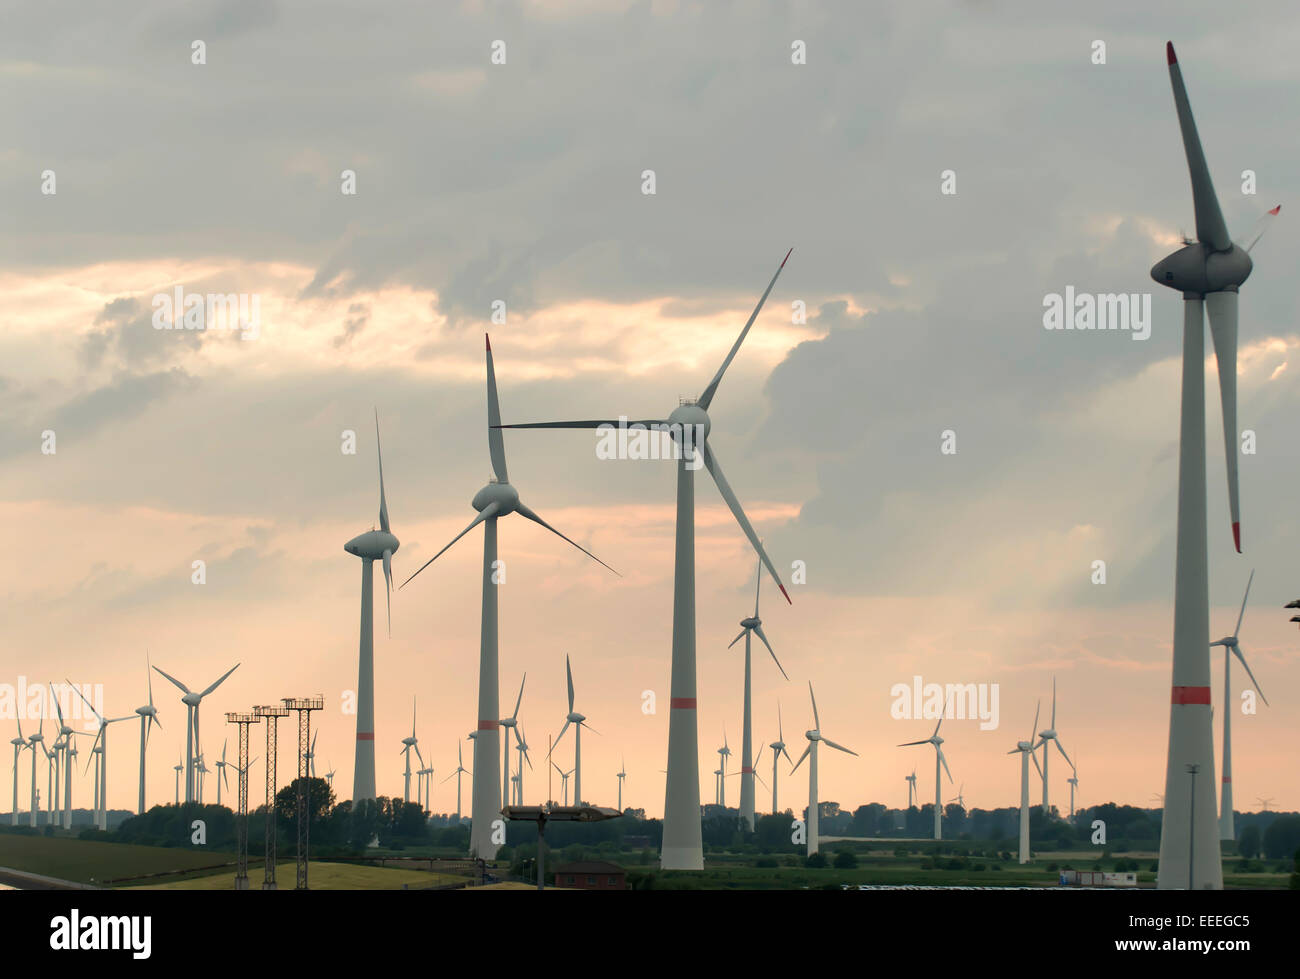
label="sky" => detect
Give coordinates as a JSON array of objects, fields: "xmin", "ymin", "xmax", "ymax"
[{"xmin": 2, "ymin": 0, "xmax": 1298, "ymax": 821}]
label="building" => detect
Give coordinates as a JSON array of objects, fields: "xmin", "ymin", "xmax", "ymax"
[{"xmin": 552, "ymin": 861, "xmax": 627, "ymax": 890}]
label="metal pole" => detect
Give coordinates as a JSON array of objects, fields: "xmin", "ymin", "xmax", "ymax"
[{"xmin": 537, "ymin": 815, "xmax": 546, "ymax": 892}]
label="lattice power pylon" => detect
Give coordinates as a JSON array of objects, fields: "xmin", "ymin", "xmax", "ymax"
[
  {"xmin": 283, "ymin": 696, "xmax": 324, "ymax": 890},
  {"xmin": 225, "ymin": 711, "xmax": 261, "ymax": 891},
  {"xmin": 253, "ymin": 704, "xmax": 290, "ymax": 889}
]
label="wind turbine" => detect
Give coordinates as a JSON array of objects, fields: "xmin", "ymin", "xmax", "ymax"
[
  {"xmin": 324, "ymin": 762, "xmax": 336, "ymax": 792},
  {"xmin": 442, "ymin": 741, "xmax": 471, "ymax": 823},
  {"xmin": 948, "ymin": 784, "xmax": 966, "ymax": 810},
  {"xmin": 789, "ymin": 683, "xmax": 856, "ymax": 856},
  {"xmin": 25, "ymin": 717, "xmax": 43, "ymax": 827},
  {"xmin": 345, "ymin": 409, "xmax": 399, "ymax": 805},
  {"xmin": 71, "ymin": 683, "xmax": 135, "ymax": 831},
  {"xmin": 401, "ymin": 335, "xmax": 617, "ymax": 858},
  {"xmin": 173, "ymin": 754, "xmax": 183, "ymax": 805},
  {"xmin": 514, "ymin": 729, "xmax": 532, "ymax": 805},
  {"xmin": 1067, "ymin": 767, "xmax": 1079, "ymax": 817},
  {"xmin": 899, "ymin": 699, "xmax": 954, "ymax": 840},
  {"xmin": 9, "ymin": 718, "xmax": 27, "ymax": 827},
  {"xmin": 214, "ymin": 739, "xmax": 230, "ymax": 807},
  {"xmin": 1151, "ymin": 41, "xmax": 1280, "ymax": 891},
  {"xmin": 727, "ymin": 551, "xmax": 789, "ymax": 830},
  {"xmin": 717, "ymin": 729, "xmax": 732, "ymax": 809},
  {"xmin": 133, "ymin": 655, "xmax": 161, "ymax": 815},
  {"xmin": 551, "ymin": 655, "xmax": 598, "ymax": 807},
  {"xmin": 1036, "ymin": 678, "xmax": 1073, "ymax": 814},
  {"xmin": 1008, "ymin": 700, "xmax": 1044, "ymax": 865},
  {"xmin": 1210, "ymin": 570, "xmax": 1268, "ymax": 840},
  {"xmin": 616, "ymin": 756, "xmax": 627, "ymax": 811},
  {"xmin": 152, "ymin": 662, "xmax": 240, "ymax": 803},
  {"xmin": 497, "ymin": 252, "xmax": 794, "ymax": 868},
  {"xmin": 49, "ymin": 684, "xmax": 79, "ymax": 829},
  {"xmin": 196, "ymin": 754, "xmax": 209, "ymax": 804},
  {"xmin": 768, "ymin": 704, "xmax": 793, "ymax": 815},
  {"xmin": 1256, "ymin": 797, "xmax": 1274, "ymax": 812},
  {"xmin": 306, "ymin": 730, "xmax": 319, "ymax": 778},
  {"xmin": 552, "ymin": 761, "xmax": 575, "ymax": 806},
  {"xmin": 400, "ymin": 699, "xmax": 424, "ymax": 804},
  {"xmin": 905, "ymin": 769, "xmax": 918, "ymax": 809},
  {"xmin": 499, "ymin": 675, "xmax": 526, "ymax": 814}
]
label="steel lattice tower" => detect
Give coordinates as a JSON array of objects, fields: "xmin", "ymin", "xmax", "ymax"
[
  {"xmin": 225, "ymin": 712, "xmax": 261, "ymax": 890},
  {"xmin": 253, "ymin": 704, "xmax": 290, "ymax": 889},
  {"xmin": 283, "ymin": 697, "xmax": 324, "ymax": 889}
]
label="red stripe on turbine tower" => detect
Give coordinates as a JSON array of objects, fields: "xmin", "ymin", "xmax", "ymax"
[
  {"xmin": 741, "ymin": 767, "xmax": 753, "ymax": 774},
  {"xmin": 1222, "ymin": 776, "xmax": 1232, "ymax": 783},
  {"xmin": 670, "ymin": 698, "xmax": 697, "ymax": 710},
  {"xmin": 356, "ymin": 732, "xmax": 374, "ymax": 740},
  {"xmin": 477, "ymin": 720, "xmax": 498, "ymax": 730},
  {"xmin": 1171, "ymin": 686, "xmax": 1211, "ymax": 705}
]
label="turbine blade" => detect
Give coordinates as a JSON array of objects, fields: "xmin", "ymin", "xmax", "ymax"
[
  {"xmin": 414, "ymin": 743, "xmax": 425, "ymax": 768},
  {"xmin": 897, "ymin": 740, "xmax": 929, "ymax": 747},
  {"xmin": 1054, "ymin": 739, "xmax": 1073, "ymax": 770},
  {"xmin": 566, "ymin": 655, "xmax": 575, "ymax": 713},
  {"xmin": 375, "ymin": 408, "xmax": 390, "ymax": 533},
  {"xmin": 808, "ymin": 682, "xmax": 820, "ymax": 731},
  {"xmin": 1206, "ymin": 290, "xmax": 1241, "ymax": 551},
  {"xmin": 727, "ymin": 628, "xmax": 748, "ymax": 649},
  {"xmin": 701, "ymin": 441, "xmax": 789, "ymax": 603},
  {"xmin": 1164, "ymin": 42, "xmax": 1232, "ymax": 251},
  {"xmin": 753, "ymin": 551, "xmax": 762, "ymax": 617},
  {"xmin": 1242, "ymin": 204, "xmax": 1282, "ymax": 253},
  {"xmin": 199, "ymin": 663, "xmax": 240, "ymax": 699},
  {"xmin": 484, "ymin": 335, "xmax": 509, "ymax": 483},
  {"xmin": 822, "ymin": 738, "xmax": 857, "ymax": 757},
  {"xmin": 382, "ymin": 549, "xmax": 393, "ymax": 637},
  {"xmin": 1031, "ymin": 750, "xmax": 1043, "ymax": 780},
  {"xmin": 1030, "ymin": 698, "xmax": 1040, "ymax": 747},
  {"xmin": 1051, "ymin": 677, "xmax": 1057, "ymax": 728},
  {"xmin": 147, "ymin": 650, "xmax": 155, "ymax": 708},
  {"xmin": 752, "ymin": 624, "xmax": 788, "ymax": 681},
  {"xmin": 400, "ymin": 502, "xmax": 499, "ymax": 588},
  {"xmin": 495, "ymin": 418, "xmax": 666, "ymax": 430},
  {"xmin": 66, "ymin": 678, "xmax": 105, "ymax": 725},
  {"xmin": 789, "ymin": 743, "xmax": 811, "ymax": 774},
  {"xmin": 1234, "ymin": 569, "xmax": 1254, "ymax": 638},
  {"xmin": 512, "ymin": 674, "xmax": 526, "ymax": 721},
  {"xmin": 514, "ymin": 501, "xmax": 620, "ymax": 576},
  {"xmin": 1232, "ymin": 645, "xmax": 1269, "ymax": 707},
  {"xmin": 938, "ymin": 748, "xmax": 953, "ymax": 783},
  {"xmin": 551, "ymin": 720, "xmax": 572, "ymax": 756},
  {"xmin": 582, "ymin": 722, "xmax": 600, "ymax": 737},
  {"xmin": 152, "ymin": 666, "xmax": 192, "ymax": 696},
  {"xmin": 697, "ymin": 249, "xmax": 792, "ymax": 409}
]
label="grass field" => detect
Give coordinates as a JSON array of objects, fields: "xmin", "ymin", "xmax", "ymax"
[
  {"xmin": 124, "ymin": 861, "xmax": 469, "ymax": 890},
  {"xmin": 0, "ymin": 834, "xmax": 232, "ymax": 885}
]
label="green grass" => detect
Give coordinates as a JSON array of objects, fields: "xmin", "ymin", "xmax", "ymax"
[
  {"xmin": 124, "ymin": 861, "xmax": 468, "ymax": 890},
  {"xmin": 0, "ymin": 833, "xmax": 232, "ymax": 885}
]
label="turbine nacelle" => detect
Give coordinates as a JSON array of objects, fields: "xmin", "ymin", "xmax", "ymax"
[
  {"xmin": 805, "ymin": 730, "xmax": 819, "ymax": 742},
  {"xmin": 667, "ymin": 402, "xmax": 710, "ymax": 443},
  {"xmin": 134, "ymin": 705, "xmax": 156, "ymax": 719},
  {"xmin": 471, "ymin": 479, "xmax": 520, "ymax": 516},
  {"xmin": 1039, "ymin": 729, "xmax": 1057, "ymax": 741},
  {"xmin": 740, "ymin": 616, "xmax": 760, "ymax": 629},
  {"xmin": 567, "ymin": 712, "xmax": 586, "ymax": 724},
  {"xmin": 1151, "ymin": 242, "xmax": 1252, "ymax": 294},
  {"xmin": 344, "ymin": 529, "xmax": 400, "ymax": 560}
]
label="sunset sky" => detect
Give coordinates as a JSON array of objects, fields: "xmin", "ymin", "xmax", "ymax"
[{"xmin": 2, "ymin": 0, "xmax": 1298, "ymax": 820}]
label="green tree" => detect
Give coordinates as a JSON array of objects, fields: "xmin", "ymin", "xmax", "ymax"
[
  {"xmin": 1262, "ymin": 815, "xmax": 1300, "ymax": 859},
  {"xmin": 833, "ymin": 848, "xmax": 857, "ymax": 869},
  {"xmin": 1237, "ymin": 823, "xmax": 1261, "ymax": 859}
]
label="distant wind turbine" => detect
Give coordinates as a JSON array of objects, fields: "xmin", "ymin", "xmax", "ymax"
[
  {"xmin": 400, "ymin": 699, "xmax": 424, "ymax": 804},
  {"xmin": 899, "ymin": 698, "xmax": 954, "ymax": 840},
  {"xmin": 1008, "ymin": 700, "xmax": 1044, "ymax": 865},
  {"xmin": 441, "ymin": 741, "xmax": 470, "ymax": 822},
  {"xmin": 499, "ymin": 675, "xmax": 526, "ymax": 813},
  {"xmin": 133, "ymin": 655, "xmax": 161, "ymax": 815},
  {"xmin": 1036, "ymin": 678, "xmax": 1073, "ymax": 814},
  {"xmin": 70, "ymin": 683, "xmax": 134, "ymax": 830},
  {"xmin": 550, "ymin": 655, "xmax": 598, "ymax": 807},
  {"xmin": 768, "ymin": 703, "xmax": 793, "ymax": 814},
  {"xmin": 789, "ymin": 683, "xmax": 856, "ymax": 856},
  {"xmin": 152, "ymin": 661, "xmax": 240, "ymax": 803}
]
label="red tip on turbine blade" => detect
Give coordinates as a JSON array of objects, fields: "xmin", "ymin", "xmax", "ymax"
[
  {"xmin": 1269, "ymin": 205, "xmax": 1281, "ymax": 215},
  {"xmin": 781, "ymin": 248, "xmax": 793, "ymax": 268},
  {"xmin": 779, "ymin": 584, "xmax": 792, "ymax": 605},
  {"xmin": 1233, "ymin": 522, "xmax": 1241, "ymax": 553},
  {"xmin": 485, "ymin": 333, "xmax": 491, "ymax": 351},
  {"xmin": 1166, "ymin": 41, "xmax": 1176, "ymax": 65}
]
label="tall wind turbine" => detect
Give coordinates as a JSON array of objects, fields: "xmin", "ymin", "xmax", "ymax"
[
  {"xmin": 1211, "ymin": 569, "xmax": 1268, "ymax": 840},
  {"xmin": 789, "ymin": 683, "xmax": 856, "ymax": 856},
  {"xmin": 71, "ymin": 684, "xmax": 135, "ymax": 831},
  {"xmin": 1036, "ymin": 678, "xmax": 1073, "ymax": 814},
  {"xmin": 728, "ymin": 551, "xmax": 788, "ymax": 830},
  {"xmin": 306, "ymin": 730, "xmax": 318, "ymax": 778},
  {"xmin": 49, "ymin": 685, "xmax": 78, "ymax": 829},
  {"xmin": 616, "ymin": 756, "xmax": 627, "ymax": 811},
  {"xmin": 768, "ymin": 704, "xmax": 793, "ymax": 815},
  {"xmin": 899, "ymin": 703, "xmax": 954, "ymax": 839},
  {"xmin": 499, "ymin": 675, "xmax": 526, "ymax": 813},
  {"xmin": 1151, "ymin": 41, "xmax": 1280, "ymax": 891},
  {"xmin": 401, "ymin": 335, "xmax": 617, "ymax": 858},
  {"xmin": 400, "ymin": 699, "xmax": 424, "ymax": 804},
  {"xmin": 717, "ymin": 729, "xmax": 731, "ymax": 809},
  {"xmin": 152, "ymin": 662, "xmax": 239, "ymax": 803},
  {"xmin": 215, "ymin": 739, "xmax": 229, "ymax": 807},
  {"xmin": 514, "ymin": 729, "xmax": 532, "ymax": 805},
  {"xmin": 905, "ymin": 769, "xmax": 918, "ymax": 809},
  {"xmin": 133, "ymin": 656, "xmax": 160, "ymax": 815},
  {"xmin": 551, "ymin": 655, "xmax": 598, "ymax": 807},
  {"xmin": 1008, "ymin": 700, "xmax": 1044, "ymax": 865},
  {"xmin": 25, "ymin": 717, "xmax": 43, "ymax": 827},
  {"xmin": 552, "ymin": 761, "xmax": 575, "ymax": 806},
  {"xmin": 498, "ymin": 252, "xmax": 794, "ymax": 869},
  {"xmin": 173, "ymin": 754, "xmax": 183, "ymax": 805},
  {"xmin": 9, "ymin": 718, "xmax": 27, "ymax": 827},
  {"xmin": 442, "ymin": 741, "xmax": 470, "ymax": 823},
  {"xmin": 1067, "ymin": 766, "xmax": 1079, "ymax": 817},
  {"xmin": 345, "ymin": 409, "xmax": 399, "ymax": 804}
]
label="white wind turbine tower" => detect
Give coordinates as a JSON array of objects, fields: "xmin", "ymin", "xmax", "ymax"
[
  {"xmin": 499, "ymin": 675, "xmax": 526, "ymax": 813},
  {"xmin": 10, "ymin": 718, "xmax": 27, "ymax": 826},
  {"xmin": 551, "ymin": 655, "xmax": 599, "ymax": 806},
  {"xmin": 717, "ymin": 730, "xmax": 731, "ymax": 809},
  {"xmin": 768, "ymin": 704, "xmax": 793, "ymax": 815},
  {"xmin": 1067, "ymin": 766, "xmax": 1079, "ymax": 817},
  {"xmin": 25, "ymin": 717, "xmax": 44, "ymax": 827},
  {"xmin": 514, "ymin": 729, "xmax": 532, "ymax": 805},
  {"xmin": 1151, "ymin": 41, "xmax": 1281, "ymax": 891},
  {"xmin": 37, "ymin": 738, "xmax": 55, "ymax": 826},
  {"xmin": 1210, "ymin": 570, "xmax": 1268, "ymax": 841},
  {"xmin": 727, "ymin": 551, "xmax": 789, "ymax": 830},
  {"xmin": 88, "ymin": 743, "xmax": 101, "ymax": 821},
  {"xmin": 49, "ymin": 684, "xmax": 78, "ymax": 829},
  {"xmin": 400, "ymin": 699, "xmax": 424, "ymax": 805},
  {"xmin": 789, "ymin": 683, "xmax": 856, "ymax": 856},
  {"xmin": 345, "ymin": 411, "xmax": 399, "ymax": 805},
  {"xmin": 306, "ymin": 730, "xmax": 319, "ymax": 779},
  {"xmin": 72, "ymin": 684, "xmax": 135, "ymax": 831},
  {"xmin": 215, "ymin": 739, "xmax": 229, "ymax": 807},
  {"xmin": 442, "ymin": 741, "xmax": 470, "ymax": 823},
  {"xmin": 324, "ymin": 763, "xmax": 336, "ymax": 792},
  {"xmin": 401, "ymin": 336, "xmax": 617, "ymax": 858},
  {"xmin": 196, "ymin": 754, "xmax": 209, "ymax": 804},
  {"xmin": 616, "ymin": 756, "xmax": 627, "ymax": 811},
  {"xmin": 1008, "ymin": 700, "xmax": 1044, "ymax": 865},
  {"xmin": 905, "ymin": 769, "xmax": 918, "ymax": 809},
  {"xmin": 498, "ymin": 252, "xmax": 794, "ymax": 869},
  {"xmin": 899, "ymin": 702, "xmax": 954, "ymax": 840},
  {"xmin": 173, "ymin": 754, "xmax": 183, "ymax": 805},
  {"xmin": 66, "ymin": 740, "xmax": 78, "ymax": 821},
  {"xmin": 1036, "ymin": 678, "xmax": 1073, "ymax": 814},
  {"xmin": 152, "ymin": 662, "xmax": 240, "ymax": 803},
  {"xmin": 552, "ymin": 762, "xmax": 575, "ymax": 806},
  {"xmin": 133, "ymin": 656, "xmax": 160, "ymax": 815}
]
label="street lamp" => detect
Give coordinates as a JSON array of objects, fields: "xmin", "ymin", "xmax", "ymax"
[{"xmin": 502, "ymin": 804, "xmax": 622, "ymax": 891}]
